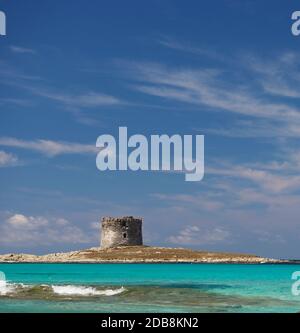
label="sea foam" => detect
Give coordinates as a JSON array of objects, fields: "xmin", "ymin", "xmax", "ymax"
[
  {"xmin": 0, "ymin": 282, "xmax": 17, "ymax": 295},
  {"xmin": 51, "ymin": 285, "xmax": 125, "ymax": 296}
]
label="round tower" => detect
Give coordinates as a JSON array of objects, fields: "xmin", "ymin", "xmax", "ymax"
[{"xmin": 100, "ymin": 216, "xmax": 143, "ymax": 248}]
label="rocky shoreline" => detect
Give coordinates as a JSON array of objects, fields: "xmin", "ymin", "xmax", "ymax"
[{"xmin": 0, "ymin": 246, "xmax": 290, "ymax": 264}]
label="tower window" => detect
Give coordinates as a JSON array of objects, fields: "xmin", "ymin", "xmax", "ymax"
[{"xmin": 123, "ymin": 233, "xmax": 127, "ymax": 239}]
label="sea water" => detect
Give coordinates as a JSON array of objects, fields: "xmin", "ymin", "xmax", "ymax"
[{"xmin": 0, "ymin": 263, "xmax": 299, "ymax": 313}]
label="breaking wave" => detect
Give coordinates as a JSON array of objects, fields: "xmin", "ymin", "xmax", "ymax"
[
  {"xmin": 51, "ymin": 285, "xmax": 125, "ymax": 296},
  {"xmin": 0, "ymin": 282, "xmax": 126, "ymax": 298},
  {"xmin": 0, "ymin": 282, "xmax": 19, "ymax": 296}
]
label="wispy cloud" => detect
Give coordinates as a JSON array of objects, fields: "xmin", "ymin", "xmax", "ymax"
[
  {"xmin": 158, "ymin": 37, "xmax": 224, "ymax": 61},
  {"xmin": 27, "ymin": 87, "xmax": 123, "ymax": 108},
  {"xmin": 152, "ymin": 143, "xmax": 300, "ymax": 220},
  {"xmin": 128, "ymin": 61, "xmax": 300, "ymax": 121},
  {"xmin": 118, "ymin": 49, "xmax": 300, "ymax": 138},
  {"xmin": 0, "ymin": 61, "xmax": 42, "ymax": 82},
  {"xmin": 208, "ymin": 164, "xmax": 300, "ymax": 194},
  {"xmin": 10, "ymin": 45, "xmax": 36, "ymax": 55},
  {"xmin": 152, "ymin": 193, "xmax": 224, "ymax": 211},
  {"xmin": 168, "ymin": 225, "xmax": 230, "ymax": 246},
  {"xmin": 0, "ymin": 60, "xmax": 121, "ymax": 110},
  {"xmin": 201, "ymin": 120, "xmax": 300, "ymax": 138},
  {"xmin": 0, "ymin": 138, "xmax": 98, "ymax": 157},
  {"xmin": 247, "ymin": 52, "xmax": 300, "ymax": 99},
  {"xmin": 0, "ymin": 61, "xmax": 124, "ymax": 116},
  {"xmin": 0, "ymin": 150, "xmax": 19, "ymax": 167},
  {"xmin": 0, "ymin": 97, "xmax": 33, "ymax": 107}
]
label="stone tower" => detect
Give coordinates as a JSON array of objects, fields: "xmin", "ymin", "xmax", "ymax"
[{"xmin": 100, "ymin": 216, "xmax": 143, "ymax": 248}]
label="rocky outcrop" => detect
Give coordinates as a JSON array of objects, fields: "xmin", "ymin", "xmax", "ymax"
[{"xmin": 0, "ymin": 246, "xmax": 286, "ymax": 263}]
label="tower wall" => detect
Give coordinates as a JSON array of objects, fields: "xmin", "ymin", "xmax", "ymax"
[{"xmin": 100, "ymin": 216, "xmax": 143, "ymax": 248}]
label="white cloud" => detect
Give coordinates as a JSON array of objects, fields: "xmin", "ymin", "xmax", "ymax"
[
  {"xmin": 0, "ymin": 137, "xmax": 98, "ymax": 157},
  {"xmin": 152, "ymin": 146, "xmax": 300, "ymax": 213},
  {"xmin": 55, "ymin": 218, "xmax": 70, "ymax": 226},
  {"xmin": 0, "ymin": 61, "xmax": 123, "ymax": 115},
  {"xmin": 248, "ymin": 52, "xmax": 300, "ymax": 99},
  {"xmin": 117, "ymin": 51, "xmax": 300, "ymax": 138},
  {"xmin": 90, "ymin": 221, "xmax": 100, "ymax": 230},
  {"xmin": 253, "ymin": 230, "xmax": 286, "ymax": 244},
  {"xmin": 235, "ymin": 188, "xmax": 300, "ymax": 208},
  {"xmin": 10, "ymin": 46, "xmax": 36, "ymax": 55},
  {"xmin": 208, "ymin": 164, "xmax": 300, "ymax": 194},
  {"xmin": 153, "ymin": 193, "xmax": 223, "ymax": 211},
  {"xmin": 158, "ymin": 37, "xmax": 224, "ymax": 61},
  {"xmin": 1, "ymin": 213, "xmax": 95, "ymax": 246},
  {"xmin": 201, "ymin": 119, "xmax": 300, "ymax": 138},
  {"xmin": 0, "ymin": 150, "xmax": 19, "ymax": 167},
  {"xmin": 27, "ymin": 87, "xmax": 122, "ymax": 108},
  {"xmin": 168, "ymin": 225, "xmax": 230, "ymax": 246},
  {"xmin": 127, "ymin": 61, "xmax": 300, "ymax": 121},
  {"xmin": 7, "ymin": 214, "xmax": 29, "ymax": 226},
  {"xmin": 0, "ymin": 98, "xmax": 33, "ymax": 107},
  {"xmin": 0, "ymin": 62, "xmax": 41, "ymax": 82},
  {"xmin": 7, "ymin": 214, "xmax": 48, "ymax": 229}
]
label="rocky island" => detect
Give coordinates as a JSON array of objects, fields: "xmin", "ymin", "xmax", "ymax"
[
  {"xmin": 0, "ymin": 246, "xmax": 285, "ymax": 263},
  {"xmin": 0, "ymin": 216, "xmax": 287, "ymax": 263}
]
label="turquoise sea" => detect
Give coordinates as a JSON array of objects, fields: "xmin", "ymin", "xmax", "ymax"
[{"xmin": 0, "ymin": 263, "xmax": 300, "ymax": 313}]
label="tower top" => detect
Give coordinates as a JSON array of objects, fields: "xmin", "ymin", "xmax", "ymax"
[{"xmin": 102, "ymin": 216, "xmax": 143, "ymax": 223}]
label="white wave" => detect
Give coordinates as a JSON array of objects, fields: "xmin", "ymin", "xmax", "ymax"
[
  {"xmin": 0, "ymin": 282, "xmax": 17, "ymax": 296},
  {"xmin": 101, "ymin": 287, "xmax": 126, "ymax": 296},
  {"xmin": 51, "ymin": 285, "xmax": 125, "ymax": 296}
]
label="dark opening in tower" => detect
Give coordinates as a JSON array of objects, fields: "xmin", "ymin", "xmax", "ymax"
[{"xmin": 123, "ymin": 233, "xmax": 127, "ymax": 239}]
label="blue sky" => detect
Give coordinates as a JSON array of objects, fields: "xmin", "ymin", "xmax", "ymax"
[{"xmin": 0, "ymin": 0, "xmax": 300, "ymax": 258}]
